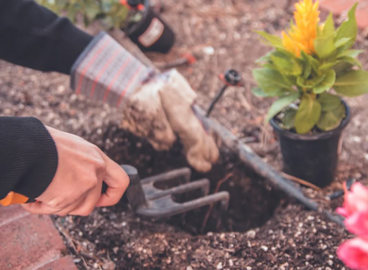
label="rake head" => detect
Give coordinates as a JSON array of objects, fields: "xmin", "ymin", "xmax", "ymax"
[{"xmin": 122, "ymin": 165, "xmax": 230, "ymax": 218}]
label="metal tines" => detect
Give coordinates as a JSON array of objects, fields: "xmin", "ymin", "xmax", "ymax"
[{"xmin": 123, "ymin": 165, "xmax": 230, "ymax": 218}]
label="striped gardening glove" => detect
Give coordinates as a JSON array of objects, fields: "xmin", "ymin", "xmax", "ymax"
[{"xmin": 71, "ymin": 32, "xmax": 219, "ymax": 172}]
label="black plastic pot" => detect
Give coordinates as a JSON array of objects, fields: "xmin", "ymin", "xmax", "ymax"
[
  {"xmin": 123, "ymin": 0, "xmax": 175, "ymax": 53},
  {"xmin": 270, "ymin": 101, "xmax": 351, "ymax": 188}
]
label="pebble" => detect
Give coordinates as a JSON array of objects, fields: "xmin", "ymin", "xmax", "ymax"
[
  {"xmin": 351, "ymin": 136, "xmax": 362, "ymax": 143},
  {"xmin": 202, "ymin": 46, "xmax": 215, "ymax": 55},
  {"xmin": 246, "ymin": 230, "xmax": 256, "ymax": 238},
  {"xmin": 216, "ymin": 262, "xmax": 223, "ymax": 269}
]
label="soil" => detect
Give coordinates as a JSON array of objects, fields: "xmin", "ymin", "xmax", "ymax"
[{"xmin": 2, "ymin": 0, "xmax": 368, "ymax": 269}]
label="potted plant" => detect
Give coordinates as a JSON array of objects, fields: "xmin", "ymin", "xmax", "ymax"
[
  {"xmin": 252, "ymin": 0, "xmax": 368, "ymax": 187},
  {"xmin": 36, "ymin": 0, "xmax": 175, "ymax": 53}
]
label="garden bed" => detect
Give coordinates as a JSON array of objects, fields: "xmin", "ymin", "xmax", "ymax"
[{"xmin": 2, "ymin": 0, "xmax": 368, "ymax": 269}]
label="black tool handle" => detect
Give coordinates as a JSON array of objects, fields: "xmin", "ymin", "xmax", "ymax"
[
  {"xmin": 102, "ymin": 164, "xmax": 138, "ymax": 193},
  {"xmin": 102, "ymin": 164, "xmax": 147, "ymax": 210}
]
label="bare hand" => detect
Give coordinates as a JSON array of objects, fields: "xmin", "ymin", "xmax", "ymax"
[{"xmin": 22, "ymin": 126, "xmax": 129, "ymax": 216}]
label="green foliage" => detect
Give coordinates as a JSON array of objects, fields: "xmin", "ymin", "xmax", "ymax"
[
  {"xmin": 253, "ymin": 4, "xmax": 368, "ymax": 134},
  {"xmin": 36, "ymin": 0, "xmax": 130, "ymax": 29}
]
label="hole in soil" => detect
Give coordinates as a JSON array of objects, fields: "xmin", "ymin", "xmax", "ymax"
[{"xmin": 94, "ymin": 124, "xmax": 283, "ymax": 234}]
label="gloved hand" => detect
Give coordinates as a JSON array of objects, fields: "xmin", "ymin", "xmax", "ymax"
[
  {"xmin": 71, "ymin": 32, "xmax": 219, "ymax": 172},
  {"xmin": 124, "ymin": 69, "xmax": 219, "ymax": 172}
]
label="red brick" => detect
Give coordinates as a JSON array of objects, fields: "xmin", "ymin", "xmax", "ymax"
[
  {"xmin": 320, "ymin": 0, "xmax": 368, "ymax": 29},
  {"xmin": 357, "ymin": 6, "xmax": 368, "ymax": 28},
  {"xmin": 320, "ymin": 0, "xmax": 357, "ymax": 14},
  {"xmin": 38, "ymin": 256, "xmax": 77, "ymax": 270},
  {"xmin": 0, "ymin": 214, "xmax": 70, "ymax": 270},
  {"xmin": 0, "ymin": 205, "xmax": 30, "ymax": 227}
]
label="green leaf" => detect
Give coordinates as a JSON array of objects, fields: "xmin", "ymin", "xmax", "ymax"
[
  {"xmin": 301, "ymin": 52, "xmax": 312, "ymax": 79},
  {"xmin": 334, "ymin": 62, "xmax": 354, "ymax": 77},
  {"xmin": 294, "ymin": 95, "xmax": 321, "ymax": 134},
  {"xmin": 282, "ymin": 107, "xmax": 297, "ymax": 129},
  {"xmin": 256, "ymin": 51, "xmax": 273, "ymax": 64},
  {"xmin": 297, "ymin": 73, "xmax": 326, "ymax": 89},
  {"xmin": 252, "ymin": 68, "xmax": 292, "ymax": 96},
  {"xmin": 313, "ymin": 70, "xmax": 336, "ymax": 94},
  {"xmin": 252, "ymin": 87, "xmax": 269, "ymax": 97},
  {"xmin": 334, "ymin": 70, "xmax": 368, "ymax": 97},
  {"xmin": 337, "ymin": 56, "xmax": 362, "ymax": 68},
  {"xmin": 322, "ymin": 14, "xmax": 335, "ymax": 35},
  {"xmin": 256, "ymin": 31, "xmax": 283, "ymax": 48},
  {"xmin": 36, "ymin": 0, "xmax": 128, "ymax": 29},
  {"xmin": 271, "ymin": 50, "xmax": 302, "ymax": 76},
  {"xmin": 301, "ymin": 51, "xmax": 320, "ymax": 73},
  {"xmin": 335, "ymin": 3, "xmax": 358, "ymax": 50},
  {"xmin": 85, "ymin": 2, "xmax": 101, "ymax": 21},
  {"xmin": 319, "ymin": 61, "xmax": 337, "ymax": 72},
  {"xmin": 338, "ymin": 49, "xmax": 363, "ymax": 58},
  {"xmin": 266, "ymin": 92, "xmax": 299, "ymax": 122},
  {"xmin": 335, "ymin": 37, "xmax": 352, "ymax": 48},
  {"xmin": 317, "ymin": 93, "xmax": 342, "ymax": 112},
  {"xmin": 317, "ymin": 102, "xmax": 346, "ymax": 131},
  {"xmin": 315, "ymin": 14, "xmax": 337, "ymax": 59},
  {"xmin": 314, "ymin": 33, "xmax": 336, "ymax": 59}
]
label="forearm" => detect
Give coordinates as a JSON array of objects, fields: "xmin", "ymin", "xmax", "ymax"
[
  {"xmin": 0, "ymin": 117, "xmax": 58, "ymax": 203},
  {"xmin": 0, "ymin": 0, "xmax": 92, "ymax": 74}
]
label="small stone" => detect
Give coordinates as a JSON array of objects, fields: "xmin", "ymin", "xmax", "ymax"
[
  {"xmin": 203, "ymin": 46, "xmax": 215, "ymax": 55},
  {"xmin": 328, "ymin": 260, "xmax": 333, "ymax": 266},
  {"xmin": 216, "ymin": 262, "xmax": 223, "ymax": 269},
  {"xmin": 186, "ymin": 267, "xmax": 193, "ymax": 270},
  {"xmin": 352, "ymin": 136, "xmax": 362, "ymax": 143},
  {"xmin": 261, "ymin": 245, "xmax": 268, "ymax": 251},
  {"xmin": 246, "ymin": 230, "xmax": 256, "ymax": 239}
]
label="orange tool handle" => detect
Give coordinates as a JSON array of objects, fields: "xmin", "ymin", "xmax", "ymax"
[{"xmin": 0, "ymin": 192, "xmax": 29, "ymax": 206}]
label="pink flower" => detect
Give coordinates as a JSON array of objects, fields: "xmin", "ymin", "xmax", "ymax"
[
  {"xmin": 338, "ymin": 238, "xmax": 368, "ymax": 270},
  {"xmin": 337, "ymin": 183, "xmax": 368, "ymax": 218},
  {"xmin": 345, "ymin": 211, "xmax": 368, "ymax": 239}
]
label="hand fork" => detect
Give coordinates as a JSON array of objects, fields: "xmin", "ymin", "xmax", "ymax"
[{"xmin": 120, "ymin": 165, "xmax": 230, "ymax": 218}]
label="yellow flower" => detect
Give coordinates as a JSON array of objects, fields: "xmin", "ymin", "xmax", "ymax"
[{"xmin": 282, "ymin": 0, "xmax": 320, "ymax": 57}]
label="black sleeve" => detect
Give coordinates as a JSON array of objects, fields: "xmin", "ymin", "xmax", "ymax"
[
  {"xmin": 0, "ymin": 0, "xmax": 93, "ymax": 74},
  {"xmin": 0, "ymin": 117, "xmax": 58, "ymax": 200}
]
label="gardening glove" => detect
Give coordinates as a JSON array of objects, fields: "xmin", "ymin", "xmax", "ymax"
[
  {"xmin": 71, "ymin": 32, "xmax": 219, "ymax": 172},
  {"xmin": 157, "ymin": 69, "xmax": 219, "ymax": 172}
]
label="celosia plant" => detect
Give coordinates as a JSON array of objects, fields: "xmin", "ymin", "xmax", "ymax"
[
  {"xmin": 253, "ymin": 0, "xmax": 368, "ymax": 134},
  {"xmin": 337, "ymin": 183, "xmax": 368, "ymax": 269}
]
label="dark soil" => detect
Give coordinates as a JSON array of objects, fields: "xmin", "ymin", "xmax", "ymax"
[{"xmin": 2, "ymin": 0, "xmax": 368, "ymax": 269}]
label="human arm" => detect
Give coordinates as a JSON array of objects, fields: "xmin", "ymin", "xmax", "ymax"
[
  {"xmin": 0, "ymin": 118, "xmax": 129, "ymax": 216},
  {"xmin": 0, "ymin": 0, "xmax": 92, "ymax": 74},
  {"xmin": 0, "ymin": 0, "xmax": 218, "ymax": 206}
]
